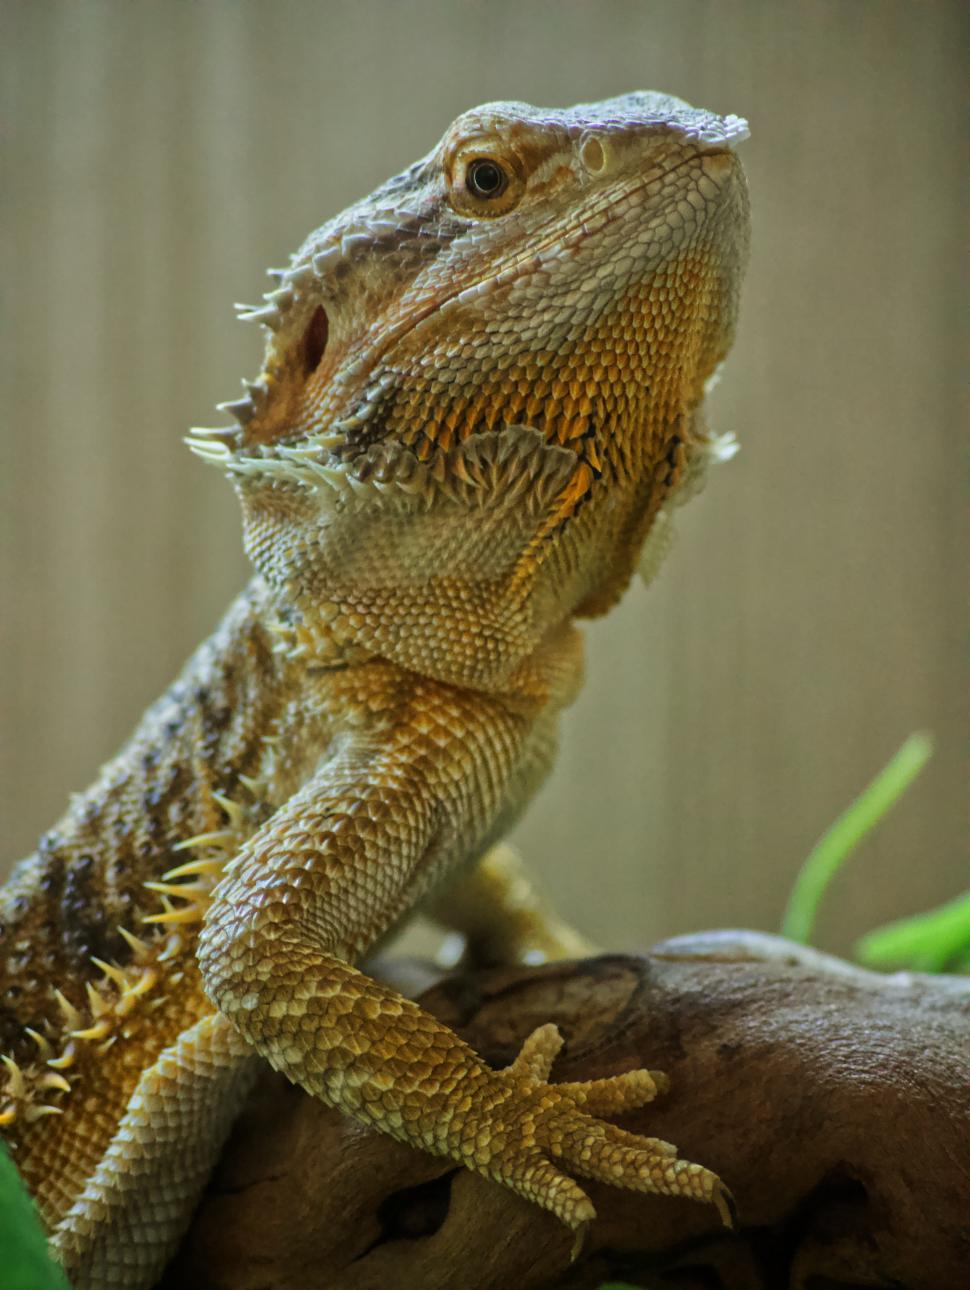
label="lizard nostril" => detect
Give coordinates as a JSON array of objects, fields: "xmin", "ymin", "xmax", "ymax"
[{"xmin": 302, "ymin": 305, "xmax": 329, "ymax": 376}]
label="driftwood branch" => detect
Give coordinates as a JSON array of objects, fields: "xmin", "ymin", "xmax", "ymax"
[{"xmin": 160, "ymin": 932, "xmax": 969, "ymax": 1290}]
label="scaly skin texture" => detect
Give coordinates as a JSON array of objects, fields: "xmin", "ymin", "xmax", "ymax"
[{"xmin": 0, "ymin": 93, "xmax": 749, "ymax": 1287}]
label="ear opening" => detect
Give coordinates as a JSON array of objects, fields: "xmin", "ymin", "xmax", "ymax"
[{"xmin": 302, "ymin": 305, "xmax": 329, "ymax": 376}]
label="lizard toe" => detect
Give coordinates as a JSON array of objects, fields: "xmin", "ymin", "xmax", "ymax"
[
  {"xmin": 505, "ymin": 1153, "xmax": 597, "ymax": 1229},
  {"xmin": 556, "ymin": 1064, "xmax": 669, "ymax": 1114}
]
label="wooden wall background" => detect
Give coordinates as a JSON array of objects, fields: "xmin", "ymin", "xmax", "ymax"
[{"xmin": 1, "ymin": 1, "xmax": 965, "ymax": 959}]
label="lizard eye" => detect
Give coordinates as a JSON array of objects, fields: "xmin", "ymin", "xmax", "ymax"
[
  {"xmin": 448, "ymin": 146, "xmax": 523, "ymax": 217},
  {"xmin": 465, "ymin": 158, "xmax": 508, "ymax": 199}
]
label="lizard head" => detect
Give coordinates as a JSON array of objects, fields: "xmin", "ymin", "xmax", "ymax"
[{"xmin": 191, "ymin": 93, "xmax": 750, "ymax": 689}]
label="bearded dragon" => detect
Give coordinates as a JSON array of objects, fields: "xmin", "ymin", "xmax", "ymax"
[{"xmin": 1, "ymin": 92, "xmax": 750, "ymax": 1288}]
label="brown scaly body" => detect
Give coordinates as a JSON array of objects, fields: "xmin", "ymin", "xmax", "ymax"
[{"xmin": 1, "ymin": 93, "xmax": 749, "ymax": 1287}]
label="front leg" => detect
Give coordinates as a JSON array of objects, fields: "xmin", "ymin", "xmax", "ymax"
[{"xmin": 197, "ymin": 663, "xmax": 730, "ymax": 1241}]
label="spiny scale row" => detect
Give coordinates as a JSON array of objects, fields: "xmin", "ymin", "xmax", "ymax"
[
  {"xmin": 223, "ymin": 207, "xmax": 426, "ymax": 429},
  {"xmin": 0, "ymin": 951, "xmax": 160, "ymax": 1130},
  {"xmin": 187, "ymin": 423, "xmax": 579, "ymax": 517},
  {"xmin": 232, "ymin": 212, "xmax": 401, "ymax": 334},
  {"xmin": 0, "ymin": 802, "xmax": 245, "ymax": 1131},
  {"xmin": 209, "ymin": 375, "xmax": 272, "ymax": 435}
]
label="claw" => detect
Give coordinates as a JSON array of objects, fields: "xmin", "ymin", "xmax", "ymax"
[
  {"xmin": 713, "ymin": 1180, "xmax": 737, "ymax": 1229},
  {"xmin": 569, "ymin": 1220, "xmax": 589, "ymax": 1262}
]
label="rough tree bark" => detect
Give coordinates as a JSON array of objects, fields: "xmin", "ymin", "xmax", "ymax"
[{"xmin": 159, "ymin": 932, "xmax": 970, "ymax": 1290}]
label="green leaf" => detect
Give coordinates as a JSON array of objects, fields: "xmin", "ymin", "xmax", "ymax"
[
  {"xmin": 0, "ymin": 1144, "xmax": 70, "ymax": 1290},
  {"xmin": 780, "ymin": 732, "xmax": 933, "ymax": 945},
  {"xmin": 856, "ymin": 889, "xmax": 970, "ymax": 973}
]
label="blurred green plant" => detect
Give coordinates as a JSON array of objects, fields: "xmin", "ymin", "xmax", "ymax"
[
  {"xmin": 781, "ymin": 731, "xmax": 930, "ymax": 944},
  {"xmin": 781, "ymin": 730, "xmax": 969, "ymax": 972},
  {"xmin": 856, "ymin": 888, "xmax": 970, "ymax": 973},
  {"xmin": 0, "ymin": 1145, "xmax": 69, "ymax": 1290}
]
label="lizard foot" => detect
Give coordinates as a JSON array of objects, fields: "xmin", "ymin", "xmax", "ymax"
[{"xmin": 478, "ymin": 1023, "xmax": 733, "ymax": 1246}]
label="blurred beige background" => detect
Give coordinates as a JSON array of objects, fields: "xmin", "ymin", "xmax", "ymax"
[{"xmin": 1, "ymin": 1, "xmax": 965, "ymax": 959}]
